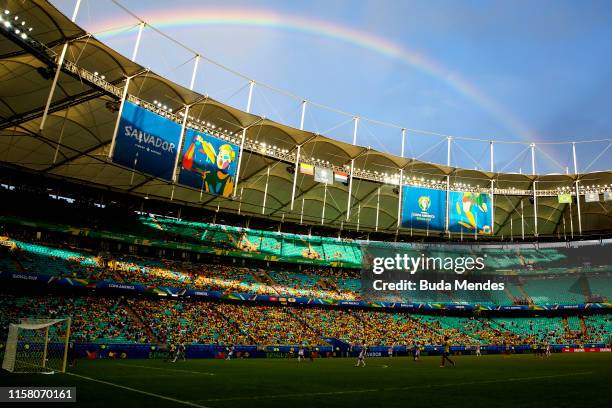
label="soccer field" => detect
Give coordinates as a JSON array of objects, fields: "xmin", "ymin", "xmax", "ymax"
[{"xmin": 1, "ymin": 354, "xmax": 611, "ymax": 407}]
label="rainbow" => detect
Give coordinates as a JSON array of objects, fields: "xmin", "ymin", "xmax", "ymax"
[{"xmin": 92, "ymin": 7, "xmax": 536, "ymax": 141}]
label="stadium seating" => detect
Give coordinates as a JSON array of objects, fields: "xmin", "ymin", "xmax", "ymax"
[
  {"xmin": 1, "ymin": 293, "xmax": 608, "ymax": 347},
  {"xmin": 584, "ymin": 315, "xmax": 612, "ymax": 343},
  {"xmin": 1, "ymin": 234, "xmax": 611, "ymax": 307},
  {"xmin": 2, "ymin": 238, "xmax": 106, "ymax": 280},
  {"xmin": 522, "ymin": 277, "xmax": 584, "ymax": 304},
  {"xmin": 0, "ymin": 295, "xmax": 151, "ymax": 344},
  {"xmin": 139, "ymin": 215, "xmax": 362, "ymax": 264},
  {"xmin": 587, "ymin": 275, "xmax": 612, "ymax": 300},
  {"xmin": 486, "ymin": 317, "xmax": 569, "ymax": 343}
]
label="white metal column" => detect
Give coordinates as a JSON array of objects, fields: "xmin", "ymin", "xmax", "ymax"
[
  {"xmin": 262, "ymin": 165, "xmax": 270, "ymax": 214},
  {"xmin": 52, "ymin": 108, "xmax": 70, "ymax": 164},
  {"xmin": 352, "ymin": 116, "xmax": 359, "ymax": 145},
  {"xmin": 375, "ymin": 186, "xmax": 381, "ymax": 232},
  {"xmin": 531, "ymin": 143, "xmax": 538, "ymax": 237},
  {"xmin": 290, "ymin": 145, "xmax": 301, "ymax": 211},
  {"xmin": 397, "ymin": 168, "xmax": 403, "ymax": 229},
  {"xmin": 520, "ymin": 198, "xmax": 525, "ymax": 240},
  {"xmin": 299, "ymin": 100, "xmax": 307, "ymax": 130},
  {"xmin": 300, "ymin": 197, "xmax": 305, "ymax": 224},
  {"xmin": 237, "ymin": 187, "xmax": 244, "ymax": 214},
  {"xmin": 397, "ymin": 128, "xmax": 406, "ymax": 230},
  {"xmin": 232, "ymin": 80, "xmax": 255, "ymax": 197},
  {"xmin": 490, "ymin": 179, "xmax": 495, "ymax": 234},
  {"xmin": 444, "ymin": 136, "xmax": 451, "ymax": 233},
  {"xmin": 490, "ymin": 141, "xmax": 494, "ymax": 172},
  {"xmin": 39, "ymin": 0, "xmax": 82, "ymax": 131},
  {"xmin": 533, "ymin": 181, "xmax": 538, "ymax": 237},
  {"xmin": 572, "ymin": 142, "xmax": 582, "ymax": 235},
  {"xmin": 171, "ymin": 55, "xmax": 200, "ymax": 182},
  {"xmin": 321, "ymin": 183, "xmax": 327, "ymax": 225},
  {"xmin": 346, "ymin": 117, "xmax": 358, "ymax": 221},
  {"xmin": 290, "ymin": 100, "xmax": 307, "ymax": 211},
  {"xmin": 107, "ymin": 21, "xmax": 145, "ymax": 159},
  {"xmin": 569, "ymin": 201, "xmax": 574, "ymax": 238},
  {"xmin": 490, "ymin": 141, "xmax": 495, "ymax": 234}
]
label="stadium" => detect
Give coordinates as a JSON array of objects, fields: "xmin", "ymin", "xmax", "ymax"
[{"xmin": 0, "ymin": 0, "xmax": 611, "ymax": 407}]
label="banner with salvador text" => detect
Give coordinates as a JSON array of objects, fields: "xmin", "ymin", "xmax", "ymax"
[
  {"xmin": 448, "ymin": 191, "xmax": 493, "ymax": 234},
  {"xmin": 111, "ymin": 101, "xmax": 182, "ymax": 181},
  {"xmin": 178, "ymin": 128, "xmax": 240, "ymax": 198},
  {"xmin": 400, "ymin": 186, "xmax": 446, "ymax": 230}
]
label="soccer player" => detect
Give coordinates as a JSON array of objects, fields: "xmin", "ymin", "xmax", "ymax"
[
  {"xmin": 168, "ymin": 343, "xmax": 177, "ymax": 363},
  {"xmin": 298, "ymin": 345, "xmax": 305, "ymax": 362},
  {"xmin": 226, "ymin": 345, "xmax": 235, "ymax": 360},
  {"xmin": 173, "ymin": 342, "xmax": 186, "ymax": 362},
  {"xmin": 355, "ymin": 345, "xmax": 367, "ymax": 367},
  {"xmin": 179, "ymin": 342, "xmax": 186, "ymax": 361},
  {"xmin": 68, "ymin": 340, "xmax": 76, "ymax": 367},
  {"xmin": 545, "ymin": 342, "xmax": 551, "ymax": 357},
  {"xmin": 388, "ymin": 346, "xmax": 393, "ymax": 357},
  {"xmin": 412, "ymin": 341, "xmax": 420, "ymax": 362},
  {"xmin": 440, "ymin": 336, "xmax": 455, "ymax": 367},
  {"xmin": 475, "ymin": 344, "xmax": 481, "ymax": 357}
]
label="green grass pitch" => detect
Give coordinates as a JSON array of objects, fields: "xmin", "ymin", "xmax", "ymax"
[{"xmin": 1, "ymin": 354, "xmax": 611, "ymax": 407}]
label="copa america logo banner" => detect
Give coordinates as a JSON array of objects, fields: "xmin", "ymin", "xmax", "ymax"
[
  {"xmin": 400, "ymin": 186, "xmax": 446, "ymax": 230},
  {"xmin": 178, "ymin": 128, "xmax": 240, "ymax": 197},
  {"xmin": 448, "ymin": 191, "xmax": 493, "ymax": 234},
  {"xmin": 112, "ymin": 101, "xmax": 182, "ymax": 181}
]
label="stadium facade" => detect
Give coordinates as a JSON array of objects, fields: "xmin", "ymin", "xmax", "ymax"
[{"xmin": 0, "ymin": 1, "xmax": 610, "ymax": 240}]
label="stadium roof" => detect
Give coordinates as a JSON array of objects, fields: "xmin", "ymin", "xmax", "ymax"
[{"xmin": 0, "ymin": 0, "xmax": 611, "ymax": 237}]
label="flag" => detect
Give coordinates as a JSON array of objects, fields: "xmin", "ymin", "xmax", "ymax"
[
  {"xmin": 584, "ymin": 192, "xmax": 599, "ymax": 203},
  {"xmin": 604, "ymin": 191, "xmax": 612, "ymax": 202},
  {"xmin": 314, "ymin": 167, "xmax": 333, "ymax": 184},
  {"xmin": 334, "ymin": 171, "xmax": 349, "ymax": 183},
  {"xmin": 299, "ymin": 163, "xmax": 314, "ymax": 175},
  {"xmin": 557, "ymin": 194, "xmax": 572, "ymax": 204}
]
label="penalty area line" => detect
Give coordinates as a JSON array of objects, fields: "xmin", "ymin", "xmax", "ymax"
[
  {"xmin": 65, "ymin": 372, "xmax": 212, "ymax": 408},
  {"xmin": 116, "ymin": 362, "xmax": 215, "ymax": 375},
  {"xmin": 197, "ymin": 371, "xmax": 593, "ymax": 402}
]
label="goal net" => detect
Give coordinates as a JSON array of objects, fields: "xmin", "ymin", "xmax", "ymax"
[{"xmin": 2, "ymin": 318, "xmax": 71, "ymax": 374}]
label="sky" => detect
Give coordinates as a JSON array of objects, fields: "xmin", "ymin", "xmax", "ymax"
[{"xmin": 50, "ymin": 0, "xmax": 612, "ymax": 173}]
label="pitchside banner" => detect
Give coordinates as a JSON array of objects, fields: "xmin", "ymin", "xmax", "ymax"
[
  {"xmin": 112, "ymin": 101, "xmax": 182, "ymax": 181},
  {"xmin": 401, "ymin": 186, "xmax": 446, "ymax": 230},
  {"xmin": 448, "ymin": 191, "xmax": 493, "ymax": 234},
  {"xmin": 178, "ymin": 128, "xmax": 240, "ymax": 197}
]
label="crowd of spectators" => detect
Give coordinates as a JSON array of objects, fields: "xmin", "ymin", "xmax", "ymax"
[
  {"xmin": 0, "ymin": 294, "xmax": 608, "ymax": 348},
  {"xmin": 0, "ymin": 294, "xmax": 150, "ymax": 344}
]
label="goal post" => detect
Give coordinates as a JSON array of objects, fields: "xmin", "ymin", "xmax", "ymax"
[{"xmin": 2, "ymin": 318, "xmax": 71, "ymax": 374}]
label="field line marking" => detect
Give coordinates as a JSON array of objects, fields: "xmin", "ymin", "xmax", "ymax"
[
  {"xmin": 65, "ymin": 372, "xmax": 212, "ymax": 408},
  {"xmin": 115, "ymin": 362, "xmax": 215, "ymax": 375},
  {"xmin": 197, "ymin": 371, "xmax": 593, "ymax": 402}
]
